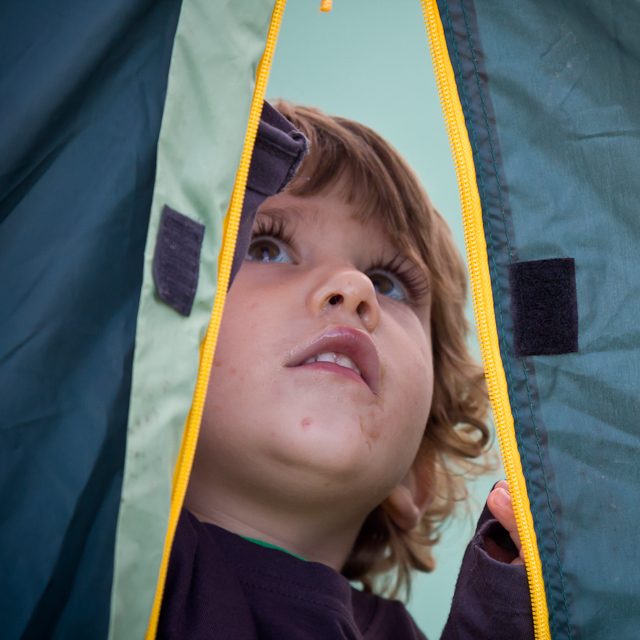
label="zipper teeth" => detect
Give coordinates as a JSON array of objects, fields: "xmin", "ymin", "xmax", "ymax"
[
  {"xmin": 420, "ymin": 1, "xmax": 550, "ymax": 638},
  {"xmin": 144, "ymin": 2, "xmax": 288, "ymax": 638}
]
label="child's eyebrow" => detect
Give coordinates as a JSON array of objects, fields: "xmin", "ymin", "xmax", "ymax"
[
  {"xmin": 256, "ymin": 205, "xmax": 300, "ymax": 220},
  {"xmin": 255, "ymin": 204, "xmax": 318, "ymax": 229}
]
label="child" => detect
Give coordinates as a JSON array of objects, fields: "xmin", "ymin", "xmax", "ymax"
[{"xmin": 158, "ymin": 102, "xmax": 533, "ymax": 639}]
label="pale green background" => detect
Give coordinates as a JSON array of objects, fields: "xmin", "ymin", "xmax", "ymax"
[{"xmin": 268, "ymin": 1, "xmax": 502, "ymax": 637}]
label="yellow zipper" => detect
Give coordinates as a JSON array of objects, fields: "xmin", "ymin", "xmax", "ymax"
[
  {"xmin": 420, "ymin": 1, "xmax": 550, "ymax": 638},
  {"xmin": 144, "ymin": 1, "xmax": 288, "ymax": 637}
]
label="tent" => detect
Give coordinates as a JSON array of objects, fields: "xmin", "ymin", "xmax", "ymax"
[{"xmin": 1, "ymin": 0, "xmax": 638, "ymax": 638}]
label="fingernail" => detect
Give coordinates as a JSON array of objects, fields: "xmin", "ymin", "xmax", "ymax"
[{"xmin": 494, "ymin": 487, "xmax": 512, "ymax": 508}]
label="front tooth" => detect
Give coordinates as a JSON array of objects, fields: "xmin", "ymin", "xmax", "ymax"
[
  {"xmin": 312, "ymin": 352, "xmax": 361, "ymax": 376},
  {"xmin": 335, "ymin": 354, "xmax": 361, "ymax": 376}
]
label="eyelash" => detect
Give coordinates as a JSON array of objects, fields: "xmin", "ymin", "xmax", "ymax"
[
  {"xmin": 369, "ymin": 254, "xmax": 430, "ymax": 305},
  {"xmin": 251, "ymin": 216, "xmax": 296, "ymax": 252},
  {"xmin": 249, "ymin": 217, "xmax": 429, "ymax": 305}
]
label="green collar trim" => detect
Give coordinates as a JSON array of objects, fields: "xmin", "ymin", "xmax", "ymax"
[{"xmin": 241, "ymin": 536, "xmax": 308, "ymax": 562}]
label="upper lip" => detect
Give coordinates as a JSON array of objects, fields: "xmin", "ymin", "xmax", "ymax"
[{"xmin": 286, "ymin": 326, "xmax": 381, "ymax": 395}]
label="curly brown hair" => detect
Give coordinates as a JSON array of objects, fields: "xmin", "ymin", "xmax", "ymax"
[{"xmin": 270, "ymin": 100, "xmax": 492, "ymax": 598}]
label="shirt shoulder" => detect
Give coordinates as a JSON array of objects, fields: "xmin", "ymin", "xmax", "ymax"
[{"xmin": 351, "ymin": 589, "xmax": 427, "ymax": 640}]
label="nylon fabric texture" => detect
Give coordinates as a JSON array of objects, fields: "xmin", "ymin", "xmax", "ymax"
[
  {"xmin": 0, "ymin": 1, "xmax": 181, "ymax": 638},
  {"xmin": 439, "ymin": 0, "xmax": 640, "ymax": 637}
]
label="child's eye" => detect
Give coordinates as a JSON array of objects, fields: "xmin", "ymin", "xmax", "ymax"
[
  {"xmin": 246, "ymin": 215, "xmax": 296, "ymax": 264},
  {"xmin": 367, "ymin": 254, "xmax": 430, "ymax": 306},
  {"xmin": 368, "ymin": 270, "xmax": 409, "ymax": 303},
  {"xmin": 246, "ymin": 236, "xmax": 294, "ymax": 264}
]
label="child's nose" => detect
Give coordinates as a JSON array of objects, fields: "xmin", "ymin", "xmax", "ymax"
[{"xmin": 308, "ymin": 267, "xmax": 380, "ymax": 333}]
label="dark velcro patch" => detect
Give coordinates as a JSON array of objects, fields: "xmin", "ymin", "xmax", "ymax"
[
  {"xmin": 153, "ymin": 205, "xmax": 205, "ymax": 316},
  {"xmin": 509, "ymin": 258, "xmax": 579, "ymax": 357}
]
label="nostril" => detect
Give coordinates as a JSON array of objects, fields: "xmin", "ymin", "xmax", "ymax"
[
  {"xmin": 356, "ymin": 301, "xmax": 368, "ymax": 317},
  {"xmin": 329, "ymin": 294, "xmax": 343, "ymax": 305}
]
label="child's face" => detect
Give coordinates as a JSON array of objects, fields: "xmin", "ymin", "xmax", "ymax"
[{"xmin": 193, "ymin": 185, "xmax": 434, "ymax": 519}]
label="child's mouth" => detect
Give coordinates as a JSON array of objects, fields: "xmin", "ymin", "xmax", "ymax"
[
  {"xmin": 286, "ymin": 326, "xmax": 381, "ymax": 395},
  {"xmin": 301, "ymin": 352, "xmax": 362, "ymax": 376}
]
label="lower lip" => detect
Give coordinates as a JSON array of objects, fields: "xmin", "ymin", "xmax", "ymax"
[{"xmin": 294, "ymin": 362, "xmax": 368, "ymax": 388}]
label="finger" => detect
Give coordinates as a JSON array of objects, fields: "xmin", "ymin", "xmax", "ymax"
[{"xmin": 487, "ymin": 481, "xmax": 524, "ymax": 565}]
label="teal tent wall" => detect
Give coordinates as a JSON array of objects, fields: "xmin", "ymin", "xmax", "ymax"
[
  {"xmin": 0, "ymin": 1, "xmax": 181, "ymax": 637},
  {"xmin": 436, "ymin": 0, "xmax": 640, "ymax": 637}
]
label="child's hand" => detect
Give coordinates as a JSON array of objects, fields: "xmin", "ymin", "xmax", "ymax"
[{"xmin": 486, "ymin": 480, "xmax": 524, "ymax": 566}]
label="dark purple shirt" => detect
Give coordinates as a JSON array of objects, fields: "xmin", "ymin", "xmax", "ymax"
[{"xmin": 157, "ymin": 507, "xmax": 534, "ymax": 639}]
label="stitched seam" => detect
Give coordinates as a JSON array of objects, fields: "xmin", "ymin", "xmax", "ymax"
[
  {"xmin": 458, "ymin": 1, "xmax": 572, "ymax": 632},
  {"xmin": 459, "ymin": 1, "xmax": 513, "ymax": 263},
  {"xmin": 357, "ymin": 598, "xmax": 379, "ymax": 635},
  {"xmin": 522, "ymin": 358, "xmax": 573, "ymax": 636},
  {"xmin": 443, "ymin": 0, "xmax": 561, "ymax": 634},
  {"xmin": 507, "ymin": 380, "xmax": 559, "ymax": 637},
  {"xmin": 514, "ymin": 280, "xmax": 558, "ymax": 633},
  {"xmin": 253, "ymin": 137, "xmax": 298, "ymax": 160}
]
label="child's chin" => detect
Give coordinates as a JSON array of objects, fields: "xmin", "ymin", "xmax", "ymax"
[{"xmin": 266, "ymin": 435, "xmax": 379, "ymax": 485}]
